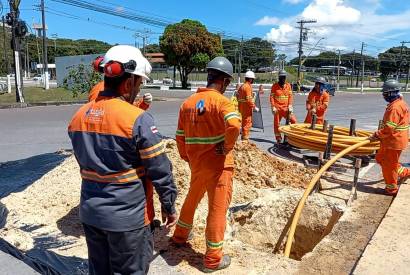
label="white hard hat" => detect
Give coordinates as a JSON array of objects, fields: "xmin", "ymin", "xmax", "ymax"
[
  {"xmin": 245, "ymin": 70, "xmax": 256, "ymax": 79},
  {"xmin": 101, "ymin": 45, "xmax": 152, "ymax": 80}
]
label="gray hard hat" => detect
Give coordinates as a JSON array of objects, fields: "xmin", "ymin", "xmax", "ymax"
[
  {"xmin": 315, "ymin": 76, "xmax": 326, "ymax": 84},
  {"xmin": 382, "ymin": 79, "xmax": 402, "ymax": 92},
  {"xmin": 279, "ymin": 70, "xmax": 287, "ymax": 77},
  {"xmin": 207, "ymin": 57, "xmax": 233, "ymax": 78}
]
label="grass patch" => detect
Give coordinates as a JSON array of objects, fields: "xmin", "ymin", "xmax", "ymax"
[{"xmin": 0, "ymin": 87, "xmax": 87, "ymax": 104}]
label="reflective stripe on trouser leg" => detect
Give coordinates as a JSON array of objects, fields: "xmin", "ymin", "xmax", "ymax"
[
  {"xmin": 204, "ymin": 168, "xmax": 233, "ymax": 269},
  {"xmin": 398, "ymin": 164, "xmax": 410, "ymax": 177},
  {"xmin": 241, "ymin": 115, "xmax": 252, "ymax": 140},
  {"xmin": 172, "ymin": 172, "xmax": 206, "ymax": 244}
]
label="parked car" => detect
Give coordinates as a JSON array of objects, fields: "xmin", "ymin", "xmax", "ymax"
[
  {"xmin": 33, "ymin": 74, "xmax": 51, "ymax": 81},
  {"xmin": 163, "ymin": 77, "xmax": 173, "ymax": 85}
]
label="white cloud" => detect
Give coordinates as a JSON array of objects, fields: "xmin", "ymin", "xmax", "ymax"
[
  {"xmin": 259, "ymin": 0, "xmax": 410, "ymax": 58},
  {"xmin": 302, "ymin": 0, "xmax": 361, "ymax": 25},
  {"xmin": 255, "ymin": 16, "xmax": 280, "ymax": 26},
  {"xmin": 283, "ymin": 0, "xmax": 305, "ymax": 4},
  {"xmin": 265, "ymin": 24, "xmax": 294, "ymax": 42}
]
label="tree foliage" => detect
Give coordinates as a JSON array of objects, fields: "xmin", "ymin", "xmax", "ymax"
[
  {"xmin": 160, "ymin": 19, "xmax": 223, "ymax": 88},
  {"xmin": 63, "ymin": 64, "xmax": 102, "ymax": 97},
  {"xmin": 223, "ymin": 37, "xmax": 275, "ymax": 72},
  {"xmin": 378, "ymin": 46, "xmax": 410, "ymax": 80}
]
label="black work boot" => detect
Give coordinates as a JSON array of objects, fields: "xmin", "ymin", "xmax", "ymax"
[{"xmin": 202, "ymin": 255, "xmax": 231, "ymax": 273}]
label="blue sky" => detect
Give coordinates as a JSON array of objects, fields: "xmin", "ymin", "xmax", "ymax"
[{"xmin": 4, "ymin": 0, "xmax": 410, "ymax": 58}]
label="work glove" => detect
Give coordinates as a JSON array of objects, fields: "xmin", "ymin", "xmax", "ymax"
[
  {"xmin": 288, "ymin": 105, "xmax": 294, "ymax": 113},
  {"xmin": 311, "ymin": 108, "xmax": 317, "ymax": 115},
  {"xmin": 271, "ymin": 106, "xmax": 277, "ymax": 115},
  {"xmin": 254, "ymin": 107, "xmax": 260, "ymax": 112},
  {"xmin": 368, "ymin": 133, "xmax": 379, "ymax": 142},
  {"xmin": 161, "ymin": 206, "xmax": 177, "ymax": 229},
  {"xmin": 143, "ymin": 93, "xmax": 153, "ymax": 104}
]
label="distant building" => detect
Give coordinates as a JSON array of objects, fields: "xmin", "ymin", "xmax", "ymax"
[{"xmin": 145, "ymin": 53, "xmax": 167, "ymax": 71}]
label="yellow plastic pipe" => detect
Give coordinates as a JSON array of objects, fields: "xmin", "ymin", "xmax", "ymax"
[{"xmin": 284, "ymin": 139, "xmax": 371, "ymax": 258}]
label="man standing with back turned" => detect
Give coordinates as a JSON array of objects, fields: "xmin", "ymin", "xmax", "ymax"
[
  {"xmin": 172, "ymin": 57, "xmax": 241, "ymax": 272},
  {"xmin": 370, "ymin": 79, "xmax": 410, "ymax": 195},
  {"xmin": 68, "ymin": 45, "xmax": 177, "ymax": 275},
  {"xmin": 237, "ymin": 70, "xmax": 257, "ymax": 140}
]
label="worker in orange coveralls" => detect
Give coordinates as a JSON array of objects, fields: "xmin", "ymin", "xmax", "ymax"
[
  {"xmin": 304, "ymin": 76, "xmax": 330, "ymax": 125},
  {"xmin": 270, "ymin": 70, "xmax": 297, "ymax": 143},
  {"xmin": 89, "ymin": 56, "xmax": 152, "ymax": 110},
  {"xmin": 172, "ymin": 57, "xmax": 241, "ymax": 273},
  {"xmin": 370, "ymin": 79, "xmax": 410, "ymax": 196},
  {"xmin": 237, "ymin": 70, "xmax": 258, "ymax": 140}
]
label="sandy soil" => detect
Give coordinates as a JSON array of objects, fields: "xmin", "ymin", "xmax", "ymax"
[{"xmin": 0, "ymin": 140, "xmax": 395, "ymax": 274}]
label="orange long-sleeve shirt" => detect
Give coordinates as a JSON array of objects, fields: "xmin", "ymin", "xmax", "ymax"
[
  {"xmin": 376, "ymin": 97, "xmax": 409, "ymax": 150},
  {"xmin": 270, "ymin": 82, "xmax": 293, "ymax": 111},
  {"xmin": 88, "ymin": 80, "xmax": 150, "ymax": 110},
  {"xmin": 306, "ymin": 90, "xmax": 329, "ymax": 115},
  {"xmin": 237, "ymin": 82, "xmax": 255, "ymax": 117},
  {"xmin": 176, "ymin": 88, "xmax": 241, "ymax": 171}
]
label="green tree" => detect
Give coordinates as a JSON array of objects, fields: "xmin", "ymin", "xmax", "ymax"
[
  {"xmin": 63, "ymin": 64, "xmax": 102, "ymax": 97},
  {"xmin": 378, "ymin": 46, "xmax": 409, "ymax": 80},
  {"xmin": 144, "ymin": 44, "xmax": 160, "ymax": 53},
  {"xmin": 160, "ymin": 19, "xmax": 223, "ymax": 88}
]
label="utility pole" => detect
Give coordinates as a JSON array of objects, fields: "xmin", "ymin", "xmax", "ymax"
[
  {"xmin": 2, "ymin": 15, "xmax": 11, "ymax": 94},
  {"xmin": 8, "ymin": 0, "xmax": 25, "ymax": 102},
  {"xmin": 296, "ymin": 19, "xmax": 316, "ymax": 92},
  {"xmin": 356, "ymin": 42, "xmax": 364, "ymax": 89},
  {"xmin": 41, "ymin": 0, "xmax": 49, "ymax": 89},
  {"xmin": 360, "ymin": 42, "xmax": 366, "ymax": 94},
  {"xmin": 351, "ymin": 49, "xmax": 355, "ymax": 88},
  {"xmin": 26, "ymin": 39, "xmax": 29, "ymax": 78},
  {"xmin": 337, "ymin": 49, "xmax": 341, "ymax": 91},
  {"xmin": 133, "ymin": 29, "xmax": 151, "ymax": 55},
  {"xmin": 238, "ymin": 36, "xmax": 243, "ymax": 84},
  {"xmin": 397, "ymin": 41, "xmax": 410, "ymax": 81}
]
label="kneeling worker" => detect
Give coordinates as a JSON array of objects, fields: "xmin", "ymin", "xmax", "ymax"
[
  {"xmin": 237, "ymin": 70, "xmax": 257, "ymax": 140},
  {"xmin": 304, "ymin": 76, "xmax": 330, "ymax": 125},
  {"xmin": 172, "ymin": 57, "xmax": 241, "ymax": 272},
  {"xmin": 68, "ymin": 45, "xmax": 177, "ymax": 274},
  {"xmin": 370, "ymin": 79, "xmax": 410, "ymax": 195}
]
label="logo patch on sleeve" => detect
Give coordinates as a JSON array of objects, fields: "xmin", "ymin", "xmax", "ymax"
[
  {"xmin": 151, "ymin": 126, "xmax": 158, "ymax": 134},
  {"xmin": 196, "ymin": 99, "xmax": 206, "ymax": 115}
]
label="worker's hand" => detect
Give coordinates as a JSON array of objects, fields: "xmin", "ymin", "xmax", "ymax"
[
  {"xmin": 254, "ymin": 107, "xmax": 260, "ymax": 112},
  {"xmin": 215, "ymin": 142, "xmax": 227, "ymax": 155},
  {"xmin": 368, "ymin": 133, "xmax": 379, "ymax": 142},
  {"xmin": 288, "ymin": 105, "xmax": 294, "ymax": 113},
  {"xmin": 271, "ymin": 107, "xmax": 277, "ymax": 114},
  {"xmin": 311, "ymin": 108, "xmax": 317, "ymax": 115},
  {"xmin": 161, "ymin": 207, "xmax": 177, "ymax": 229},
  {"xmin": 143, "ymin": 93, "xmax": 153, "ymax": 104}
]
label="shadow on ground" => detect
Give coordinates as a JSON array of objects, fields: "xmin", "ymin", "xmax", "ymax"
[{"xmin": 0, "ymin": 152, "xmax": 68, "ymax": 198}]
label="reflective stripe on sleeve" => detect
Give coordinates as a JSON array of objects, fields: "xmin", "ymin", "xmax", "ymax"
[{"xmin": 139, "ymin": 141, "xmax": 166, "ymax": 159}]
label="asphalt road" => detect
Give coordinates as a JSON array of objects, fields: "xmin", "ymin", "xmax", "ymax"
[{"xmin": 0, "ymin": 91, "xmax": 387, "ymax": 163}]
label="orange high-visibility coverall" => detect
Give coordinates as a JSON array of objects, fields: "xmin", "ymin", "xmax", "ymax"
[
  {"xmin": 375, "ymin": 97, "xmax": 410, "ymax": 195},
  {"xmin": 304, "ymin": 90, "xmax": 330, "ymax": 125},
  {"xmin": 172, "ymin": 87, "xmax": 241, "ymax": 269},
  {"xmin": 270, "ymin": 82, "xmax": 297, "ymax": 141},
  {"xmin": 88, "ymin": 80, "xmax": 149, "ymax": 110},
  {"xmin": 237, "ymin": 81, "xmax": 255, "ymax": 140}
]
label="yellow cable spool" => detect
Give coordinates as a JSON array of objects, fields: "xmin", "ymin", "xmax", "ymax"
[{"xmin": 279, "ymin": 123, "xmax": 380, "ymax": 155}]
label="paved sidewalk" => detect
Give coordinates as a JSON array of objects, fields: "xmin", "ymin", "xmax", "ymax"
[
  {"xmin": 0, "ymin": 250, "xmax": 39, "ymax": 275},
  {"xmin": 353, "ymin": 184, "xmax": 410, "ymax": 275}
]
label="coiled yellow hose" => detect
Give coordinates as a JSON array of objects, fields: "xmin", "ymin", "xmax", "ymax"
[
  {"xmin": 283, "ymin": 140, "xmax": 371, "ymax": 257},
  {"xmin": 279, "ymin": 123, "xmax": 380, "ymax": 155}
]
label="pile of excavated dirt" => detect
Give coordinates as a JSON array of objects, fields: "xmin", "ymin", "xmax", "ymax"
[{"xmin": 0, "ymin": 140, "xmax": 338, "ymax": 274}]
